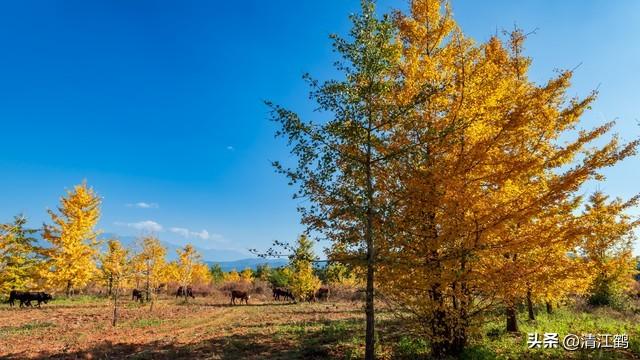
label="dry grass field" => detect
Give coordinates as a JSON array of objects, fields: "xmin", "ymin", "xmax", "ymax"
[
  {"xmin": 0, "ymin": 294, "xmax": 372, "ymax": 360},
  {"xmin": 3, "ymin": 294, "xmax": 640, "ymax": 359}
]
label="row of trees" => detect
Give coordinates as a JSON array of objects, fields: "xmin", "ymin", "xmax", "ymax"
[
  {"xmin": 0, "ymin": 182, "xmax": 212, "ymax": 307},
  {"xmin": 0, "ymin": 181, "xmax": 358, "ymax": 309},
  {"xmin": 247, "ymin": 235, "xmax": 361, "ymax": 301},
  {"xmin": 270, "ymin": 0, "xmax": 639, "ymax": 357}
]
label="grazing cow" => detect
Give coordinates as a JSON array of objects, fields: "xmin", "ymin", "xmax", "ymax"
[
  {"xmin": 8, "ymin": 291, "xmax": 53, "ymax": 308},
  {"xmin": 132, "ymin": 289, "xmax": 145, "ymax": 303},
  {"xmin": 315, "ymin": 287, "xmax": 330, "ymax": 301},
  {"xmin": 176, "ymin": 286, "xmax": 195, "ymax": 299},
  {"xmin": 32, "ymin": 292, "xmax": 53, "ymax": 307},
  {"xmin": 8, "ymin": 290, "xmax": 24, "ymax": 307},
  {"xmin": 273, "ymin": 287, "xmax": 294, "ymax": 302},
  {"xmin": 281, "ymin": 288, "xmax": 294, "ymax": 302},
  {"xmin": 273, "ymin": 287, "xmax": 283, "ymax": 301},
  {"xmin": 230, "ymin": 290, "xmax": 250, "ymax": 305},
  {"xmin": 272, "ymin": 287, "xmax": 286, "ymax": 301}
]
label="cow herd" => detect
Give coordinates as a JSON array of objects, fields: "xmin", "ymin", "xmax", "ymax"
[
  {"xmin": 271, "ymin": 286, "xmax": 330, "ymax": 303},
  {"xmin": 4, "ymin": 285, "xmax": 332, "ymax": 308}
]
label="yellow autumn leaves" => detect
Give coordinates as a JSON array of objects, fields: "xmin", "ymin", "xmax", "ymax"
[
  {"xmin": 42, "ymin": 182, "xmax": 101, "ymax": 296},
  {"xmin": 1, "ymin": 181, "xmax": 212, "ymax": 298},
  {"xmin": 376, "ymin": 0, "xmax": 639, "ymax": 354},
  {"xmin": 271, "ymin": 0, "xmax": 640, "ymax": 357}
]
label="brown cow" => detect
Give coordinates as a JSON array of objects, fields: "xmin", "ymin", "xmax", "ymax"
[{"xmin": 230, "ymin": 290, "xmax": 250, "ymax": 305}]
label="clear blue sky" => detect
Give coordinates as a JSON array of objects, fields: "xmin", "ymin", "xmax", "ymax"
[{"xmin": 1, "ymin": 1, "xmax": 638, "ymax": 258}]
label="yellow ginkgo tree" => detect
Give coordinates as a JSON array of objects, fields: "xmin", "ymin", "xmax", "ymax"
[
  {"xmin": 288, "ymin": 235, "xmax": 321, "ymax": 302},
  {"xmin": 0, "ymin": 215, "xmax": 41, "ymax": 295},
  {"xmin": 374, "ymin": 0, "xmax": 639, "ymax": 356},
  {"xmin": 223, "ymin": 269, "xmax": 240, "ymax": 282},
  {"xmin": 239, "ymin": 267, "xmax": 254, "ymax": 283},
  {"xmin": 42, "ymin": 182, "xmax": 101, "ymax": 296},
  {"xmin": 100, "ymin": 238, "xmax": 130, "ymax": 326},
  {"xmin": 132, "ymin": 235, "xmax": 167, "ymax": 309},
  {"xmin": 100, "ymin": 238, "xmax": 131, "ymax": 297},
  {"xmin": 174, "ymin": 244, "xmax": 202, "ymax": 301},
  {"xmin": 579, "ymin": 191, "xmax": 639, "ymax": 306}
]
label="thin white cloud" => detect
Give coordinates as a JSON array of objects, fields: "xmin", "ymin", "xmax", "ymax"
[
  {"xmin": 115, "ymin": 220, "xmax": 163, "ymax": 232},
  {"xmin": 169, "ymin": 227, "xmax": 190, "ymax": 238},
  {"xmin": 193, "ymin": 230, "xmax": 211, "ymax": 240},
  {"xmin": 226, "ymin": 146, "xmax": 235, "ymax": 151},
  {"xmin": 126, "ymin": 202, "xmax": 159, "ymax": 209},
  {"xmin": 170, "ymin": 227, "xmax": 222, "ymax": 241}
]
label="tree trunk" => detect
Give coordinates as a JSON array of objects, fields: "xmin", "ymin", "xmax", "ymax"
[
  {"xmin": 66, "ymin": 280, "xmax": 72, "ymax": 297},
  {"xmin": 506, "ymin": 305, "xmax": 519, "ymax": 332},
  {"xmin": 526, "ymin": 289, "xmax": 535, "ymax": 321},
  {"xmin": 430, "ymin": 302, "xmax": 467, "ymax": 356},
  {"xmin": 546, "ymin": 301, "xmax": 553, "ymax": 314},
  {"xmin": 432, "ymin": 332, "xmax": 466, "ymax": 358},
  {"xmin": 365, "ymin": 242, "xmax": 375, "ymax": 360},
  {"xmin": 145, "ymin": 274, "xmax": 150, "ymax": 302},
  {"xmin": 364, "ymin": 121, "xmax": 375, "ymax": 360},
  {"xmin": 112, "ymin": 287, "xmax": 119, "ymax": 326}
]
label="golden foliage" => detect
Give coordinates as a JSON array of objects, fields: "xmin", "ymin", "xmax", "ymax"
[
  {"xmin": 0, "ymin": 215, "xmax": 40, "ymax": 293},
  {"xmin": 100, "ymin": 238, "xmax": 130, "ymax": 296},
  {"xmin": 373, "ymin": 0, "xmax": 639, "ymax": 354},
  {"xmin": 223, "ymin": 269, "xmax": 241, "ymax": 283},
  {"xmin": 580, "ymin": 192, "xmax": 639, "ymax": 304},
  {"xmin": 240, "ymin": 267, "xmax": 254, "ymax": 283},
  {"xmin": 288, "ymin": 235, "xmax": 321, "ymax": 301},
  {"xmin": 42, "ymin": 181, "xmax": 101, "ymax": 295},
  {"xmin": 131, "ymin": 235, "xmax": 167, "ymax": 305}
]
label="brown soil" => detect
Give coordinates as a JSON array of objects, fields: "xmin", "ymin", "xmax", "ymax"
[{"xmin": 0, "ymin": 297, "xmax": 364, "ymax": 359}]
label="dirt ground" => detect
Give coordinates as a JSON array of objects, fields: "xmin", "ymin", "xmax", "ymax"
[{"xmin": 0, "ymin": 296, "xmax": 366, "ymax": 360}]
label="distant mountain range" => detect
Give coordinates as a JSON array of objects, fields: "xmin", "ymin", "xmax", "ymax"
[
  {"xmin": 36, "ymin": 233, "xmax": 288, "ymax": 270},
  {"xmin": 104, "ymin": 234, "xmax": 289, "ymax": 271},
  {"xmin": 101, "ymin": 234, "xmax": 250, "ymax": 262},
  {"xmin": 207, "ymin": 258, "xmax": 288, "ymax": 272}
]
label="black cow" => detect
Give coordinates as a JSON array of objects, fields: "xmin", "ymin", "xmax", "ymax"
[
  {"xmin": 230, "ymin": 290, "xmax": 250, "ymax": 305},
  {"xmin": 279, "ymin": 288, "xmax": 295, "ymax": 302},
  {"xmin": 8, "ymin": 291, "xmax": 53, "ymax": 308},
  {"xmin": 272, "ymin": 287, "xmax": 294, "ymax": 302},
  {"xmin": 272, "ymin": 287, "xmax": 281, "ymax": 301},
  {"xmin": 33, "ymin": 292, "xmax": 53, "ymax": 307},
  {"xmin": 132, "ymin": 289, "xmax": 145, "ymax": 303},
  {"xmin": 8, "ymin": 290, "xmax": 25, "ymax": 307},
  {"xmin": 315, "ymin": 287, "xmax": 330, "ymax": 301},
  {"xmin": 176, "ymin": 286, "xmax": 195, "ymax": 299}
]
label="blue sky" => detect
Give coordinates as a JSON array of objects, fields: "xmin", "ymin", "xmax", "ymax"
[{"xmin": 0, "ymin": 1, "xmax": 638, "ymax": 258}]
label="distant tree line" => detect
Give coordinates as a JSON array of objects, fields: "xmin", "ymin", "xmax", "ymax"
[{"xmin": 0, "ymin": 181, "xmax": 213, "ymax": 303}]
